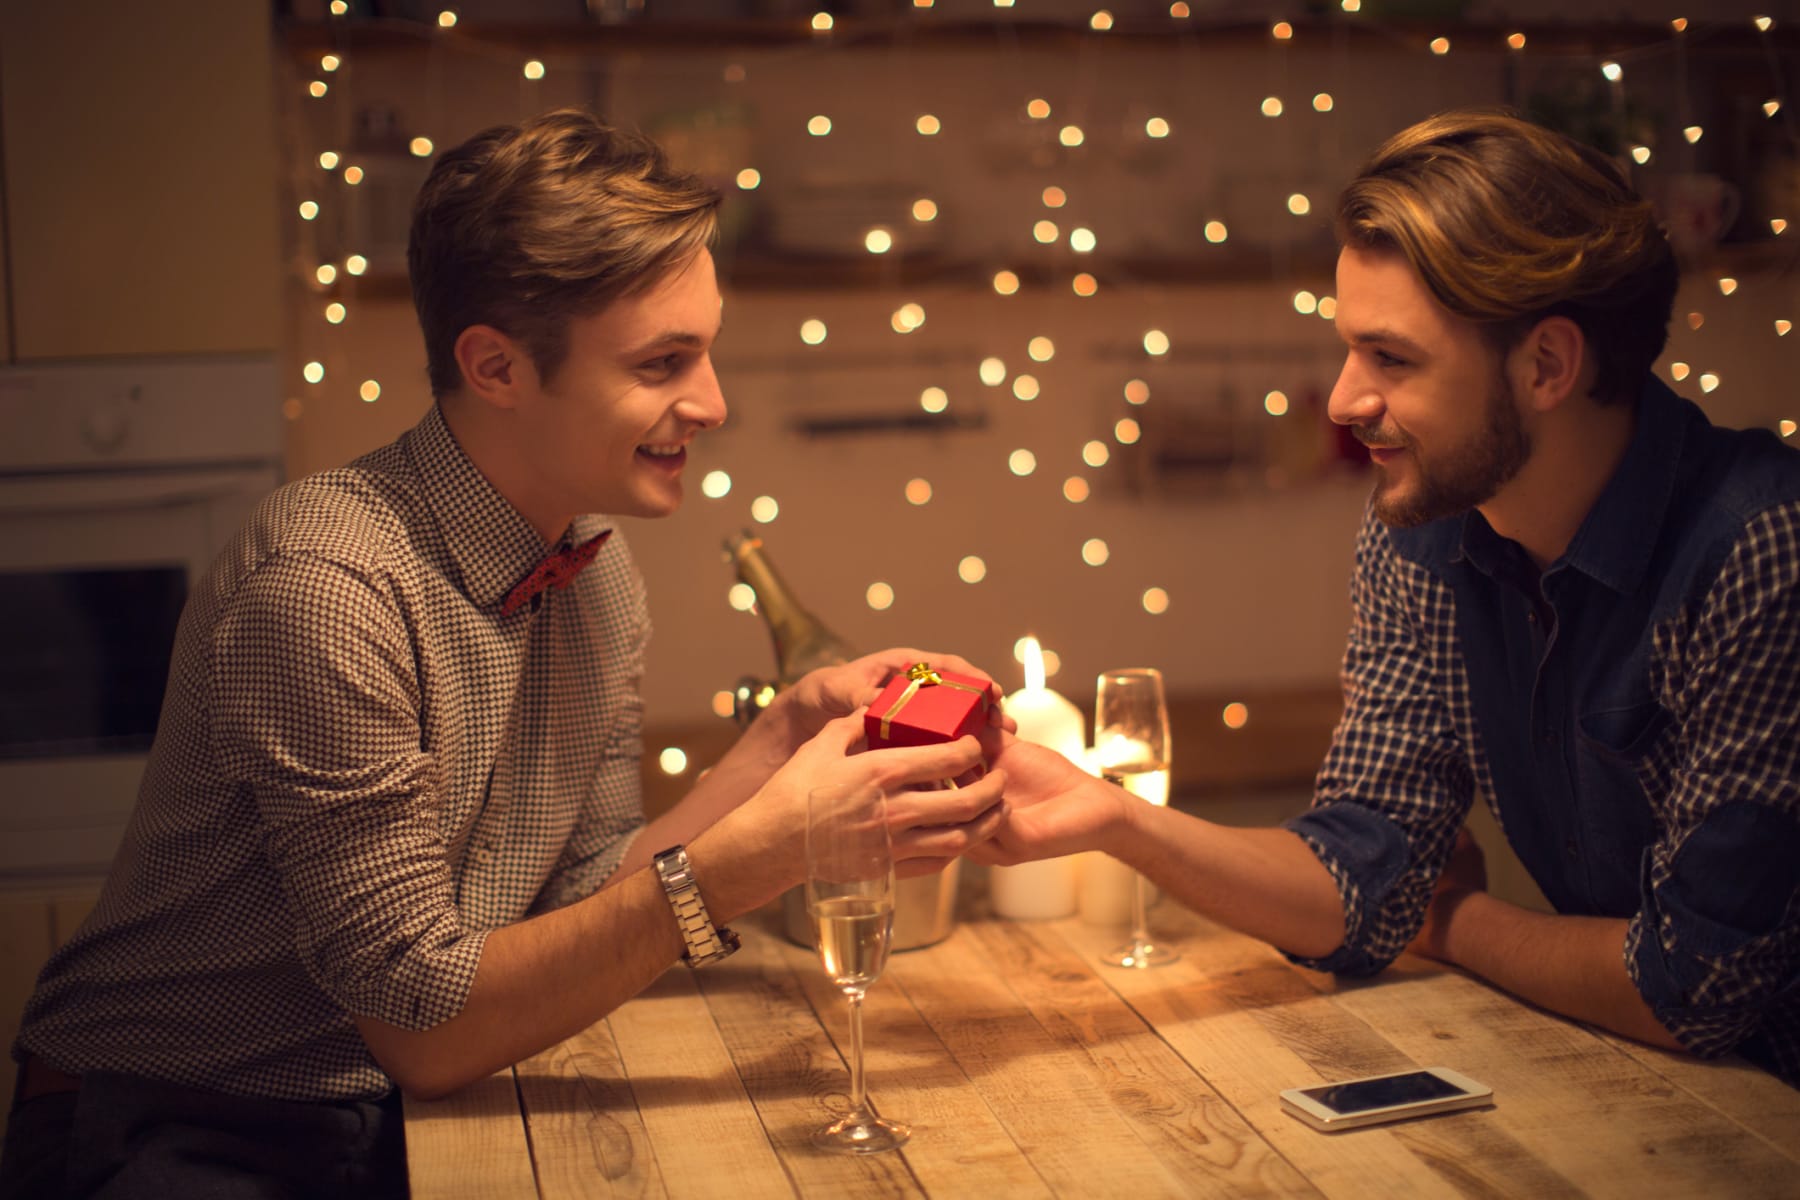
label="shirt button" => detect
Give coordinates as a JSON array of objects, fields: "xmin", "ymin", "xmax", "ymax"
[
  {"xmin": 475, "ymin": 848, "xmax": 494, "ymax": 865},
  {"xmin": 1564, "ymin": 839, "xmax": 1578, "ymax": 857}
]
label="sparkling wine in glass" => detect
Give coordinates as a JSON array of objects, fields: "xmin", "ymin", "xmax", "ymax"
[
  {"xmin": 806, "ymin": 784, "xmax": 909, "ymax": 1154},
  {"xmin": 1095, "ymin": 668, "xmax": 1177, "ymax": 968}
]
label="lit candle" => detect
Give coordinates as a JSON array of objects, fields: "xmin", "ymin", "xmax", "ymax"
[
  {"xmin": 999, "ymin": 637, "xmax": 1085, "ymax": 758},
  {"xmin": 992, "ymin": 637, "xmax": 1083, "ymax": 919}
]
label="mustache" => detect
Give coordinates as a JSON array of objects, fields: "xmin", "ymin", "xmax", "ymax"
[{"xmin": 1352, "ymin": 424, "xmax": 1409, "ymax": 450}]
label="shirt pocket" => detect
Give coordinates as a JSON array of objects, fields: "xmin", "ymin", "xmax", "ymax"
[{"xmin": 1578, "ymin": 700, "xmax": 1670, "ymax": 766}]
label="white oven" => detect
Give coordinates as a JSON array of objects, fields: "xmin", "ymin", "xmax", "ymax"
[{"xmin": 0, "ymin": 356, "xmax": 281, "ymax": 889}]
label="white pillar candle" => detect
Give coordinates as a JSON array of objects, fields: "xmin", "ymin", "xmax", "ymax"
[
  {"xmin": 1076, "ymin": 744, "xmax": 1138, "ymax": 927},
  {"xmin": 992, "ymin": 638, "xmax": 1084, "ymax": 920},
  {"xmin": 1077, "ymin": 852, "xmax": 1137, "ymax": 927}
]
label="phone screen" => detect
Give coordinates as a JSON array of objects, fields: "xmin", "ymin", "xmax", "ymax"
[{"xmin": 1301, "ymin": 1071, "xmax": 1467, "ymax": 1114}]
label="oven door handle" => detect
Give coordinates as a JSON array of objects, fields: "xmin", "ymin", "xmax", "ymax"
[{"xmin": 0, "ymin": 467, "xmax": 277, "ymax": 516}]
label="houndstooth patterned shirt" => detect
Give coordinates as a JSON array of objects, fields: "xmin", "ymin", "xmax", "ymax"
[
  {"xmin": 16, "ymin": 403, "xmax": 649, "ymax": 1101},
  {"xmin": 1286, "ymin": 379, "xmax": 1800, "ymax": 1087}
]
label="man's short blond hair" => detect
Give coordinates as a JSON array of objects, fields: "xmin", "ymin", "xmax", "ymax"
[
  {"xmin": 408, "ymin": 109, "xmax": 720, "ymax": 398},
  {"xmin": 1335, "ymin": 108, "xmax": 1677, "ymax": 405}
]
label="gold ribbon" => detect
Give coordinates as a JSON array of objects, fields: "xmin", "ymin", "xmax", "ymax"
[{"xmin": 878, "ymin": 661, "xmax": 987, "ymax": 742}]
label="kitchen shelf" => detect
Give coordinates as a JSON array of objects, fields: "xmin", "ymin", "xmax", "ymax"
[
  {"xmin": 279, "ymin": 14, "xmax": 1800, "ymax": 58},
  {"xmin": 1709, "ymin": 237, "xmax": 1800, "ymax": 278},
  {"xmin": 310, "ymin": 236, "xmax": 1796, "ymax": 301},
  {"xmin": 313, "ymin": 243, "xmax": 1340, "ymax": 300}
]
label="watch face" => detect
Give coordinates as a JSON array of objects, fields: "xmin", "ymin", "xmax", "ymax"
[{"xmin": 656, "ymin": 848, "xmax": 694, "ymax": 888}]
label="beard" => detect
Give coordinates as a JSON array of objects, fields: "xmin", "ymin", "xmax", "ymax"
[{"xmin": 1360, "ymin": 371, "xmax": 1533, "ymax": 529}]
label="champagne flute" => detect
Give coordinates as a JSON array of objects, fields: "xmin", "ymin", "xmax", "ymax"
[
  {"xmin": 1095, "ymin": 668, "xmax": 1177, "ymax": 968},
  {"xmin": 805, "ymin": 784, "xmax": 909, "ymax": 1154}
]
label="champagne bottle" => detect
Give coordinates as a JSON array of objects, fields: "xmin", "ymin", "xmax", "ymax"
[{"xmin": 724, "ymin": 531, "xmax": 857, "ymax": 725}]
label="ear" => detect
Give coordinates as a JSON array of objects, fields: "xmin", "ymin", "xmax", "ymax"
[
  {"xmin": 452, "ymin": 325, "xmax": 534, "ymax": 410},
  {"xmin": 1512, "ymin": 316, "xmax": 1590, "ymax": 414}
]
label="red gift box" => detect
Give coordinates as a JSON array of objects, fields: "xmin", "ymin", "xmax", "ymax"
[{"xmin": 865, "ymin": 663, "xmax": 991, "ymax": 749}]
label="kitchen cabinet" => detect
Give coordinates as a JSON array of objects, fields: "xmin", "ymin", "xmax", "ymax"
[
  {"xmin": 0, "ymin": 0, "xmax": 281, "ymax": 361},
  {"xmin": 0, "ymin": 890, "xmax": 96, "ymax": 1107},
  {"xmin": 0, "ymin": 161, "xmax": 11, "ymax": 363}
]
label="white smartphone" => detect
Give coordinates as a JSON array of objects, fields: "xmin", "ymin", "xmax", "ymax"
[{"xmin": 1280, "ymin": 1066, "xmax": 1493, "ymax": 1132}]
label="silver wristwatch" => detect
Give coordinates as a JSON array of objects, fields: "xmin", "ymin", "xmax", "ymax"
[{"xmin": 652, "ymin": 845, "xmax": 740, "ymax": 968}]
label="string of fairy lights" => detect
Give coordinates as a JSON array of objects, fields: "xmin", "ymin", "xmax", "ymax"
[{"xmin": 287, "ymin": 6, "xmax": 1800, "ymax": 747}]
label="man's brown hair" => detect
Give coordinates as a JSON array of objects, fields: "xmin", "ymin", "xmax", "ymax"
[
  {"xmin": 1335, "ymin": 108, "xmax": 1678, "ymax": 405},
  {"xmin": 408, "ymin": 109, "xmax": 721, "ymax": 398}
]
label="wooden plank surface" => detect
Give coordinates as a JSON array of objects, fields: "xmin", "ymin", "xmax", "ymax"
[
  {"xmin": 516, "ymin": 1019, "xmax": 661, "ymax": 1198},
  {"xmin": 1050, "ymin": 909, "xmax": 1583, "ymax": 1199},
  {"xmin": 605, "ymin": 965, "xmax": 794, "ymax": 1198},
  {"xmin": 1592, "ymin": 1029, "xmax": 1800, "ymax": 1157},
  {"xmin": 406, "ymin": 1068, "xmax": 539, "ymax": 1200},
  {"xmin": 1316, "ymin": 954, "xmax": 1800, "ymax": 1198},
  {"xmin": 775, "ymin": 934, "xmax": 1054, "ymax": 1199},
  {"xmin": 409, "ymin": 910, "xmax": 1800, "ymax": 1200},
  {"xmin": 693, "ymin": 925, "xmax": 924, "ymax": 1197},
  {"xmin": 905, "ymin": 918, "xmax": 1315, "ymax": 1198}
]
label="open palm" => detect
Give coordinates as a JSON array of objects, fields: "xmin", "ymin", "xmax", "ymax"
[{"xmin": 972, "ymin": 734, "xmax": 1129, "ymax": 865}]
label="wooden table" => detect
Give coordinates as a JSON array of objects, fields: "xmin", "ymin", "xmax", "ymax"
[{"xmin": 405, "ymin": 903, "xmax": 1800, "ymax": 1198}]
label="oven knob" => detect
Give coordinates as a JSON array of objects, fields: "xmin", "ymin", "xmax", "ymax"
[{"xmin": 81, "ymin": 398, "xmax": 132, "ymax": 454}]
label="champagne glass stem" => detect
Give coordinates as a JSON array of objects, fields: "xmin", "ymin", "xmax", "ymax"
[
  {"xmin": 1130, "ymin": 873, "xmax": 1150, "ymax": 951},
  {"xmin": 846, "ymin": 990, "xmax": 868, "ymax": 1117}
]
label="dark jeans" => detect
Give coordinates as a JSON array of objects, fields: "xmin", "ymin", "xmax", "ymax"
[{"xmin": 0, "ymin": 1070, "xmax": 406, "ymax": 1200}]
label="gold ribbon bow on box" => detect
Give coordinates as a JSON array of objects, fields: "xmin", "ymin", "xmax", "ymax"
[{"xmin": 877, "ymin": 661, "xmax": 988, "ymax": 742}]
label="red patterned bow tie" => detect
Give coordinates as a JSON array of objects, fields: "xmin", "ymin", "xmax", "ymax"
[{"xmin": 501, "ymin": 530, "xmax": 611, "ymax": 616}]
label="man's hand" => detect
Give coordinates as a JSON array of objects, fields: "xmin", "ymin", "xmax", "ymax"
[
  {"xmin": 767, "ymin": 647, "xmax": 1013, "ymax": 752},
  {"xmin": 1394, "ymin": 828, "xmax": 1681, "ymax": 1052},
  {"xmin": 1408, "ymin": 826, "xmax": 1487, "ymax": 961},
  {"xmin": 965, "ymin": 733, "xmax": 1133, "ymax": 864},
  {"xmin": 692, "ymin": 711, "xmax": 1009, "ymax": 915}
]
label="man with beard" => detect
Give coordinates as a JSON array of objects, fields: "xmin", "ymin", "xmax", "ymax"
[{"xmin": 974, "ymin": 109, "xmax": 1800, "ymax": 1086}]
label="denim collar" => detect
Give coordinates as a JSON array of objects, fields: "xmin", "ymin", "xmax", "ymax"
[{"xmin": 1455, "ymin": 376, "xmax": 1690, "ymax": 596}]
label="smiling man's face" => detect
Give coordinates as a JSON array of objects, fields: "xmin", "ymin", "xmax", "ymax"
[
  {"xmin": 517, "ymin": 248, "xmax": 727, "ymax": 522},
  {"xmin": 1327, "ymin": 246, "xmax": 1533, "ymax": 528}
]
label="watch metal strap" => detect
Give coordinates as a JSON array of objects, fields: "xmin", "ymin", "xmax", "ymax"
[{"xmin": 653, "ymin": 845, "xmax": 741, "ymax": 968}]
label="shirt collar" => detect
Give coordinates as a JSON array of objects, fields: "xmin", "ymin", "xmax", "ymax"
[
  {"xmin": 403, "ymin": 403, "xmax": 610, "ymax": 610},
  {"xmin": 1555, "ymin": 376, "xmax": 1689, "ymax": 594},
  {"xmin": 1453, "ymin": 376, "xmax": 1690, "ymax": 595}
]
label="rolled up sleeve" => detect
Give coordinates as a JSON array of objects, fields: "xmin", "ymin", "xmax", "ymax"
[
  {"xmin": 1626, "ymin": 506, "xmax": 1800, "ymax": 1059},
  {"xmin": 211, "ymin": 552, "xmax": 485, "ymax": 1031},
  {"xmin": 1284, "ymin": 511, "xmax": 1476, "ymax": 976}
]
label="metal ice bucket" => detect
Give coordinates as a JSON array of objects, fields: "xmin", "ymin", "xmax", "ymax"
[{"xmin": 780, "ymin": 860, "xmax": 962, "ymax": 952}]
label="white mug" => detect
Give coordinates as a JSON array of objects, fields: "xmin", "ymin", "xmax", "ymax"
[{"xmin": 1655, "ymin": 172, "xmax": 1742, "ymax": 263}]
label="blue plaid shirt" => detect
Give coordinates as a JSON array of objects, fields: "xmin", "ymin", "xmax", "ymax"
[{"xmin": 1287, "ymin": 378, "xmax": 1800, "ymax": 1086}]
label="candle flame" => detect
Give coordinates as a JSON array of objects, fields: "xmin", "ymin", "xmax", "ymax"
[{"xmin": 1023, "ymin": 635, "xmax": 1047, "ymax": 691}]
